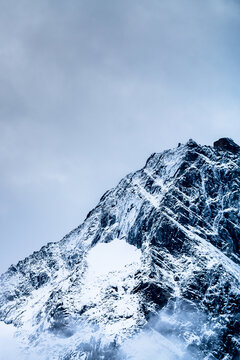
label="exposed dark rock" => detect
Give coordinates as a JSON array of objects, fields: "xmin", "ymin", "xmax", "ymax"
[{"xmin": 213, "ymin": 137, "xmax": 240, "ymax": 154}]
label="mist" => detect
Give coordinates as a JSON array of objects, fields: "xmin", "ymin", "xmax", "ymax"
[
  {"xmin": 0, "ymin": 322, "xmax": 25, "ymax": 360},
  {"xmin": 0, "ymin": 298, "xmax": 219, "ymax": 359}
]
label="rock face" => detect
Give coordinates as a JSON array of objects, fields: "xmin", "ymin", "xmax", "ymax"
[
  {"xmin": 0, "ymin": 139, "xmax": 240, "ymax": 359},
  {"xmin": 213, "ymin": 137, "xmax": 240, "ymax": 154}
]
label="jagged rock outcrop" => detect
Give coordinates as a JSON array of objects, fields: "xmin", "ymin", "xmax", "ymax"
[
  {"xmin": 213, "ymin": 137, "xmax": 240, "ymax": 154},
  {"xmin": 0, "ymin": 139, "xmax": 240, "ymax": 359}
]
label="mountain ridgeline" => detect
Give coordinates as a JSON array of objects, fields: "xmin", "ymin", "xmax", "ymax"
[{"xmin": 0, "ymin": 138, "xmax": 240, "ymax": 359}]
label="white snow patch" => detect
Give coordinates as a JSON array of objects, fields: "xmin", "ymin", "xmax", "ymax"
[
  {"xmin": 74, "ymin": 239, "xmax": 144, "ymax": 337},
  {"xmin": 86, "ymin": 238, "xmax": 141, "ymax": 276}
]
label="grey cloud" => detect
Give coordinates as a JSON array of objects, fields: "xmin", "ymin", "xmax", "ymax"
[{"xmin": 0, "ymin": 0, "xmax": 240, "ymax": 272}]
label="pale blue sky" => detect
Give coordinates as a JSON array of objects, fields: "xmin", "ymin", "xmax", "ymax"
[{"xmin": 0, "ymin": 0, "xmax": 240, "ymax": 272}]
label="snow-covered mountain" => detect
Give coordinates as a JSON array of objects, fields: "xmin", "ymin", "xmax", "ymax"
[{"xmin": 0, "ymin": 138, "xmax": 240, "ymax": 360}]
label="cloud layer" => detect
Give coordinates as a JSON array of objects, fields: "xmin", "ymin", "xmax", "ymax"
[{"xmin": 0, "ymin": 0, "xmax": 240, "ymax": 271}]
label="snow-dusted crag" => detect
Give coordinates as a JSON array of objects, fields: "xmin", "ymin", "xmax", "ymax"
[{"xmin": 0, "ymin": 138, "xmax": 240, "ymax": 359}]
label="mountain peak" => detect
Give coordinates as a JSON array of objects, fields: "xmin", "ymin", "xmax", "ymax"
[
  {"xmin": 185, "ymin": 138, "xmax": 198, "ymax": 148},
  {"xmin": 213, "ymin": 137, "xmax": 240, "ymax": 154},
  {"xmin": 0, "ymin": 140, "xmax": 240, "ymax": 359}
]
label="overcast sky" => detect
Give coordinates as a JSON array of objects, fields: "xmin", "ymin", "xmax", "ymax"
[{"xmin": 0, "ymin": 0, "xmax": 240, "ymax": 272}]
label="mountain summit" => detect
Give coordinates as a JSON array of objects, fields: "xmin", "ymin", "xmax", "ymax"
[
  {"xmin": 213, "ymin": 137, "xmax": 240, "ymax": 154},
  {"xmin": 0, "ymin": 139, "xmax": 240, "ymax": 359}
]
